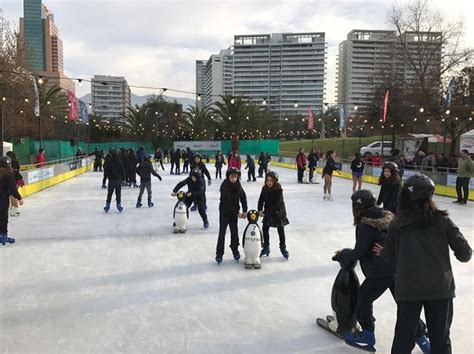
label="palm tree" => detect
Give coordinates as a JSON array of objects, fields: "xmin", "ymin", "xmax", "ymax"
[
  {"xmin": 183, "ymin": 105, "xmax": 214, "ymax": 140},
  {"xmin": 118, "ymin": 104, "xmax": 149, "ymax": 140}
]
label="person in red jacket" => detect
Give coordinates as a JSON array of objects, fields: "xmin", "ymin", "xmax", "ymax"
[
  {"xmin": 296, "ymin": 147, "xmax": 307, "ymax": 183},
  {"xmin": 36, "ymin": 148, "xmax": 46, "ymax": 168},
  {"xmin": 372, "ymin": 152, "xmax": 382, "ymax": 167},
  {"xmin": 228, "ymin": 151, "xmax": 241, "ymax": 170}
]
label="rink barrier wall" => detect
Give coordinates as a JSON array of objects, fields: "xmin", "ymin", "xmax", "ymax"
[
  {"xmin": 269, "ymin": 159, "xmax": 473, "ymax": 201},
  {"xmin": 19, "ymin": 158, "xmax": 94, "ymax": 198}
]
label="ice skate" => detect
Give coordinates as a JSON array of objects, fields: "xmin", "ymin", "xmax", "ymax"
[
  {"xmin": 117, "ymin": 203, "xmax": 124, "ymax": 213},
  {"xmin": 327, "ymin": 194, "xmax": 334, "ymax": 201},
  {"xmin": 203, "ymin": 221, "xmax": 209, "ymax": 228},
  {"xmin": 280, "ymin": 247, "xmax": 289, "ymax": 259},
  {"xmin": 9, "ymin": 207, "xmax": 20, "ymax": 217},
  {"xmin": 416, "ymin": 335, "xmax": 431, "ymax": 353},
  {"xmin": 103, "ymin": 203, "xmax": 110, "ymax": 213},
  {"xmin": 215, "ymin": 255, "xmax": 222, "ymax": 265},
  {"xmin": 148, "ymin": 201, "xmax": 154, "ymax": 208},
  {"xmin": 136, "ymin": 201, "xmax": 142, "ymax": 208},
  {"xmin": 260, "ymin": 245, "xmax": 270, "ymax": 257},
  {"xmin": 345, "ymin": 330, "xmax": 376, "ymax": 352},
  {"xmin": 233, "ymin": 251, "xmax": 241, "ymax": 262},
  {"xmin": 1, "ymin": 234, "xmax": 15, "ymax": 245}
]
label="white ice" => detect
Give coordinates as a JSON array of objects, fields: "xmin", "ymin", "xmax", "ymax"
[{"xmin": 1, "ymin": 164, "xmax": 473, "ymax": 353}]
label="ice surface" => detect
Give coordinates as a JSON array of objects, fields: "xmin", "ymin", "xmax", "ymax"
[{"xmin": 1, "ymin": 164, "xmax": 473, "ymax": 353}]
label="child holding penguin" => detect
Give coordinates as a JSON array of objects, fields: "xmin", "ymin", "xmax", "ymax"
[{"xmin": 215, "ymin": 167, "xmax": 248, "ymax": 264}]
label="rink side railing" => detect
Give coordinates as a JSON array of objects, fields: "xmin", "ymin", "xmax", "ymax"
[
  {"xmin": 268, "ymin": 156, "xmax": 474, "ymax": 201},
  {"xmin": 19, "ymin": 157, "xmax": 93, "ymax": 198}
]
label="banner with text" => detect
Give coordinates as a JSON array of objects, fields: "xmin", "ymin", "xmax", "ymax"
[{"xmin": 174, "ymin": 141, "xmax": 222, "ymax": 151}]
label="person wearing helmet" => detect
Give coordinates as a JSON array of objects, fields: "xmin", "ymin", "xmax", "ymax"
[
  {"xmin": 374, "ymin": 174, "xmax": 472, "ymax": 353},
  {"xmin": 125, "ymin": 148, "xmax": 138, "ymax": 188},
  {"xmin": 189, "ymin": 153, "xmax": 212, "ymax": 211},
  {"xmin": 215, "ymin": 151, "xmax": 226, "ymax": 179},
  {"xmin": 350, "ymin": 153, "xmax": 365, "ymax": 193},
  {"xmin": 103, "ymin": 148, "xmax": 126, "ymax": 213},
  {"xmin": 257, "ymin": 170, "xmax": 289, "ymax": 259},
  {"xmin": 136, "ymin": 155, "xmax": 162, "ymax": 208},
  {"xmin": 376, "ymin": 161, "xmax": 401, "ymax": 214},
  {"xmin": 171, "ymin": 168, "xmax": 209, "ymax": 228},
  {"xmin": 388, "ymin": 148, "xmax": 404, "ymax": 178},
  {"xmin": 244, "ymin": 154, "xmax": 256, "ymax": 182},
  {"xmin": 0, "ymin": 156, "xmax": 24, "ymax": 245},
  {"xmin": 334, "ymin": 190, "xmax": 429, "ymax": 352},
  {"xmin": 215, "ymin": 167, "xmax": 248, "ymax": 264}
]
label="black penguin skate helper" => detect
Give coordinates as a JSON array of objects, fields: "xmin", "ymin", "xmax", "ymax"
[
  {"xmin": 242, "ymin": 210, "xmax": 263, "ymax": 269},
  {"xmin": 173, "ymin": 191, "xmax": 189, "ymax": 233}
]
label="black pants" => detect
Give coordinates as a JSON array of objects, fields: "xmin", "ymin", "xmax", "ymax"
[
  {"xmin": 247, "ymin": 168, "xmax": 256, "ymax": 181},
  {"xmin": 392, "ymin": 298, "xmax": 453, "ymax": 354},
  {"xmin": 170, "ymin": 161, "xmax": 175, "ymax": 173},
  {"xmin": 357, "ymin": 277, "xmax": 427, "ymax": 338},
  {"xmin": 106, "ymin": 179, "xmax": 122, "ymax": 204},
  {"xmin": 297, "ymin": 167, "xmax": 305, "ymax": 182},
  {"xmin": 456, "ymin": 177, "xmax": 470, "ymax": 202},
  {"xmin": 183, "ymin": 161, "xmax": 189, "ymax": 174},
  {"xmin": 175, "ymin": 161, "xmax": 181, "ymax": 174},
  {"xmin": 0, "ymin": 196, "xmax": 9, "ymax": 235},
  {"xmin": 309, "ymin": 166, "xmax": 316, "ymax": 181},
  {"xmin": 156, "ymin": 159, "xmax": 165, "ymax": 171},
  {"xmin": 137, "ymin": 180, "xmax": 152, "ymax": 203},
  {"xmin": 126, "ymin": 169, "xmax": 136, "ymax": 185},
  {"xmin": 262, "ymin": 224, "xmax": 286, "ymax": 249},
  {"xmin": 258, "ymin": 164, "xmax": 267, "ymax": 177},
  {"xmin": 186, "ymin": 196, "xmax": 207, "ymax": 223},
  {"xmin": 94, "ymin": 161, "xmax": 102, "ymax": 172},
  {"xmin": 216, "ymin": 166, "xmax": 222, "ymax": 179},
  {"xmin": 216, "ymin": 213, "xmax": 239, "ymax": 257}
]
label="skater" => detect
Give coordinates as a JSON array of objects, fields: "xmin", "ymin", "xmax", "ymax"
[
  {"xmin": 322, "ymin": 150, "xmax": 341, "ymax": 201},
  {"xmin": 350, "ymin": 152, "xmax": 365, "ymax": 193},
  {"xmin": 245, "ymin": 154, "xmax": 256, "ymax": 182},
  {"xmin": 6, "ymin": 151, "xmax": 24, "ymax": 217},
  {"xmin": 453, "ymin": 149, "xmax": 474, "ymax": 204},
  {"xmin": 182, "ymin": 149, "xmax": 189, "ymax": 174},
  {"xmin": 257, "ymin": 171, "xmax": 290, "ymax": 259},
  {"xmin": 174, "ymin": 148, "xmax": 182, "ymax": 175},
  {"xmin": 185, "ymin": 147, "xmax": 193, "ymax": 173},
  {"xmin": 296, "ymin": 147, "xmax": 307, "ymax": 183},
  {"xmin": 171, "ymin": 168, "xmax": 209, "ymax": 228},
  {"xmin": 376, "ymin": 162, "xmax": 401, "ymax": 214},
  {"xmin": 136, "ymin": 155, "xmax": 162, "ymax": 208},
  {"xmin": 190, "ymin": 153, "xmax": 212, "ymax": 211},
  {"xmin": 228, "ymin": 151, "xmax": 241, "ymax": 170},
  {"xmin": 257, "ymin": 152, "xmax": 268, "ymax": 178},
  {"xmin": 125, "ymin": 148, "xmax": 139, "ymax": 188},
  {"xmin": 94, "ymin": 149, "xmax": 104, "ymax": 172},
  {"xmin": 388, "ymin": 148, "xmax": 404, "ymax": 178},
  {"xmin": 307, "ymin": 148, "xmax": 319, "ymax": 184},
  {"xmin": 334, "ymin": 190, "xmax": 430, "ymax": 353},
  {"xmin": 103, "ymin": 149, "xmax": 126, "ymax": 213},
  {"xmin": 36, "ymin": 148, "xmax": 45, "ymax": 168},
  {"xmin": 154, "ymin": 148, "xmax": 165, "ymax": 171},
  {"xmin": 102, "ymin": 149, "xmax": 112, "ymax": 189},
  {"xmin": 170, "ymin": 148, "xmax": 175, "ymax": 174},
  {"xmin": 215, "ymin": 167, "xmax": 248, "ymax": 264},
  {"xmin": 375, "ymin": 174, "xmax": 472, "ymax": 354},
  {"xmin": 0, "ymin": 156, "xmax": 24, "ymax": 245},
  {"xmin": 215, "ymin": 151, "xmax": 226, "ymax": 179},
  {"xmin": 136, "ymin": 145, "xmax": 146, "ymax": 163}
]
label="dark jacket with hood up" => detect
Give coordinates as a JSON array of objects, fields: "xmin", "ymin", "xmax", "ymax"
[
  {"xmin": 219, "ymin": 179, "xmax": 248, "ymax": 217},
  {"xmin": 257, "ymin": 184, "xmax": 289, "ymax": 228}
]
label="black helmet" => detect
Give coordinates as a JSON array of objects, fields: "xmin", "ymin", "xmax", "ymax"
[
  {"xmin": 226, "ymin": 167, "xmax": 241, "ymax": 178},
  {"xmin": 403, "ymin": 174, "xmax": 435, "ymax": 201},
  {"xmin": 190, "ymin": 168, "xmax": 201, "ymax": 178},
  {"xmin": 351, "ymin": 189, "xmax": 376, "ymax": 211},
  {"xmin": 110, "ymin": 148, "xmax": 118, "ymax": 155},
  {"xmin": 266, "ymin": 170, "xmax": 279, "ymax": 182},
  {"xmin": 194, "ymin": 153, "xmax": 202, "ymax": 160},
  {"xmin": 247, "ymin": 210, "xmax": 259, "ymax": 224},
  {"xmin": 383, "ymin": 161, "xmax": 399, "ymax": 172},
  {"xmin": 177, "ymin": 191, "xmax": 186, "ymax": 201}
]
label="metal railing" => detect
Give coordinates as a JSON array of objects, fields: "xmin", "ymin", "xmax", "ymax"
[{"xmin": 20, "ymin": 156, "xmax": 87, "ymax": 172}]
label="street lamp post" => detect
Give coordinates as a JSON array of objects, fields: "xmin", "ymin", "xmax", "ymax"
[{"xmin": 0, "ymin": 97, "xmax": 5, "ymax": 156}]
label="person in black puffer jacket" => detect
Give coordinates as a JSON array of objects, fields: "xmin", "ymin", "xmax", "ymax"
[
  {"xmin": 257, "ymin": 171, "xmax": 289, "ymax": 259},
  {"xmin": 376, "ymin": 174, "xmax": 472, "ymax": 354},
  {"xmin": 335, "ymin": 190, "xmax": 429, "ymax": 352},
  {"xmin": 215, "ymin": 167, "xmax": 248, "ymax": 264},
  {"xmin": 125, "ymin": 149, "xmax": 139, "ymax": 187},
  {"xmin": 350, "ymin": 152, "xmax": 365, "ymax": 193},
  {"xmin": 136, "ymin": 155, "xmax": 162, "ymax": 208},
  {"xmin": 307, "ymin": 148, "xmax": 319, "ymax": 184},
  {"xmin": 245, "ymin": 154, "xmax": 256, "ymax": 182},
  {"xmin": 376, "ymin": 161, "xmax": 401, "ymax": 214},
  {"xmin": 103, "ymin": 149, "xmax": 126, "ymax": 212}
]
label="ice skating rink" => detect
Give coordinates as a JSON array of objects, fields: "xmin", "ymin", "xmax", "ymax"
[{"xmin": 1, "ymin": 165, "xmax": 473, "ymax": 353}]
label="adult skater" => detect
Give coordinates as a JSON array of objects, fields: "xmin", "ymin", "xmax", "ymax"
[
  {"xmin": 350, "ymin": 152, "xmax": 365, "ymax": 193},
  {"xmin": 181, "ymin": 149, "xmax": 189, "ymax": 174},
  {"xmin": 94, "ymin": 149, "xmax": 104, "ymax": 172},
  {"xmin": 257, "ymin": 152, "xmax": 268, "ymax": 178},
  {"xmin": 174, "ymin": 148, "xmax": 182, "ymax": 175},
  {"xmin": 136, "ymin": 145, "xmax": 146, "ymax": 163},
  {"xmin": 6, "ymin": 151, "xmax": 23, "ymax": 217},
  {"xmin": 453, "ymin": 149, "xmax": 474, "ymax": 204},
  {"xmin": 215, "ymin": 167, "xmax": 248, "ymax": 264},
  {"xmin": 374, "ymin": 174, "xmax": 472, "ymax": 354},
  {"xmin": 257, "ymin": 171, "xmax": 289, "ymax": 259},
  {"xmin": 0, "ymin": 156, "xmax": 24, "ymax": 245},
  {"xmin": 296, "ymin": 147, "xmax": 307, "ymax": 183},
  {"xmin": 171, "ymin": 168, "xmax": 209, "ymax": 228},
  {"xmin": 154, "ymin": 148, "xmax": 165, "ymax": 171},
  {"xmin": 322, "ymin": 150, "xmax": 341, "ymax": 201},
  {"xmin": 125, "ymin": 148, "xmax": 139, "ymax": 188},
  {"xmin": 190, "ymin": 153, "xmax": 212, "ymax": 211},
  {"xmin": 215, "ymin": 151, "xmax": 226, "ymax": 179},
  {"xmin": 228, "ymin": 151, "xmax": 241, "ymax": 170},
  {"xmin": 388, "ymin": 148, "xmax": 404, "ymax": 178},
  {"xmin": 169, "ymin": 148, "xmax": 175, "ymax": 174},
  {"xmin": 307, "ymin": 148, "xmax": 319, "ymax": 184},
  {"xmin": 136, "ymin": 155, "xmax": 162, "ymax": 208},
  {"xmin": 102, "ymin": 149, "xmax": 112, "ymax": 189},
  {"xmin": 334, "ymin": 190, "xmax": 429, "ymax": 352},
  {"xmin": 103, "ymin": 149, "xmax": 126, "ymax": 213},
  {"xmin": 376, "ymin": 162, "xmax": 401, "ymax": 214},
  {"xmin": 245, "ymin": 154, "xmax": 256, "ymax": 182}
]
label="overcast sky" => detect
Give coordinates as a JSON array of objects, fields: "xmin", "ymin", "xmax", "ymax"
[{"xmin": 1, "ymin": 0, "xmax": 473, "ymax": 101}]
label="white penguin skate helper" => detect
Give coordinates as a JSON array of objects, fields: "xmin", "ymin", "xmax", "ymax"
[
  {"xmin": 242, "ymin": 210, "xmax": 263, "ymax": 269},
  {"xmin": 173, "ymin": 191, "xmax": 188, "ymax": 233},
  {"xmin": 303, "ymin": 169, "xmax": 309, "ymax": 184}
]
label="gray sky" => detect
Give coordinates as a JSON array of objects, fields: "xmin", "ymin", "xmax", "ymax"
[{"xmin": 2, "ymin": 0, "xmax": 473, "ymax": 101}]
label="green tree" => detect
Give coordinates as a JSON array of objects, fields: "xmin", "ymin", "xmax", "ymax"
[{"xmin": 183, "ymin": 105, "xmax": 214, "ymax": 140}]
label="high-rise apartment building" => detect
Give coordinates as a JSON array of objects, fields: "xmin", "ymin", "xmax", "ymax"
[
  {"xmin": 91, "ymin": 75, "xmax": 131, "ymax": 121},
  {"xmin": 195, "ymin": 60, "xmax": 206, "ymax": 109}
]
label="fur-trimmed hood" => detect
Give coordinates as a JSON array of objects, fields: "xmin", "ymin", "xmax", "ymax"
[{"xmin": 361, "ymin": 210, "xmax": 394, "ymax": 231}]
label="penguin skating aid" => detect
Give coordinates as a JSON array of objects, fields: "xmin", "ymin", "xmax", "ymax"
[
  {"xmin": 242, "ymin": 210, "xmax": 263, "ymax": 269},
  {"xmin": 173, "ymin": 191, "xmax": 188, "ymax": 233}
]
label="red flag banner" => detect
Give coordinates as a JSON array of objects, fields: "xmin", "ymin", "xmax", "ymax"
[
  {"xmin": 383, "ymin": 89, "xmax": 390, "ymax": 123},
  {"xmin": 67, "ymin": 90, "xmax": 79, "ymax": 121},
  {"xmin": 307, "ymin": 106, "xmax": 314, "ymax": 130}
]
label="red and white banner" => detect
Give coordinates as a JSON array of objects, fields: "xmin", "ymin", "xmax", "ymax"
[
  {"xmin": 67, "ymin": 90, "xmax": 79, "ymax": 121},
  {"xmin": 307, "ymin": 106, "xmax": 314, "ymax": 130},
  {"xmin": 383, "ymin": 89, "xmax": 390, "ymax": 123}
]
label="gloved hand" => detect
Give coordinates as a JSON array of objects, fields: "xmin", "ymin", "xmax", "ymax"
[
  {"xmin": 171, "ymin": 192, "xmax": 177, "ymax": 197},
  {"xmin": 186, "ymin": 192, "xmax": 192, "ymax": 197},
  {"xmin": 158, "ymin": 175, "xmax": 162, "ymax": 181}
]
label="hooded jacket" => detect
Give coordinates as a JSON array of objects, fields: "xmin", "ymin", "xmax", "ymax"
[
  {"xmin": 258, "ymin": 184, "xmax": 289, "ymax": 228},
  {"xmin": 376, "ymin": 180, "xmax": 400, "ymax": 213},
  {"xmin": 136, "ymin": 160, "xmax": 161, "ymax": 182},
  {"xmin": 104, "ymin": 155, "xmax": 126, "ymax": 181},
  {"xmin": 219, "ymin": 179, "xmax": 248, "ymax": 217},
  {"xmin": 173, "ymin": 175, "xmax": 205, "ymax": 199}
]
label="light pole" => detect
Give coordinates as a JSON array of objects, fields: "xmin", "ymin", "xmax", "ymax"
[{"xmin": 0, "ymin": 97, "xmax": 6, "ymax": 156}]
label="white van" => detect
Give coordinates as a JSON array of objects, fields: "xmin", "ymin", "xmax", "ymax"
[{"xmin": 360, "ymin": 141, "xmax": 392, "ymax": 157}]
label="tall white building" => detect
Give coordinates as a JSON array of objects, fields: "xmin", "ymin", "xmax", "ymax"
[
  {"xmin": 336, "ymin": 30, "xmax": 442, "ymax": 117},
  {"xmin": 91, "ymin": 75, "xmax": 131, "ymax": 121},
  {"xmin": 195, "ymin": 60, "xmax": 206, "ymax": 109},
  {"xmin": 232, "ymin": 33, "xmax": 326, "ymax": 117}
]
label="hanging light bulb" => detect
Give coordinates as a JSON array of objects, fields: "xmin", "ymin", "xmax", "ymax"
[
  {"xmin": 230, "ymin": 97, "xmax": 235, "ymax": 104},
  {"xmin": 24, "ymin": 98, "xmax": 29, "ymax": 103},
  {"xmin": 445, "ymin": 109, "xmax": 450, "ymax": 115},
  {"xmin": 294, "ymin": 101, "xmax": 299, "ymax": 108},
  {"xmin": 419, "ymin": 107, "xmax": 424, "ymax": 113},
  {"xmin": 38, "ymin": 77, "xmax": 44, "ymax": 85},
  {"xmin": 354, "ymin": 105, "xmax": 358, "ymax": 111},
  {"xmin": 2, "ymin": 97, "xmax": 6, "ymax": 101},
  {"xmin": 262, "ymin": 98, "xmax": 267, "ymax": 105},
  {"xmin": 78, "ymin": 79, "xmax": 83, "ymax": 86},
  {"xmin": 197, "ymin": 94, "xmax": 202, "ymax": 101}
]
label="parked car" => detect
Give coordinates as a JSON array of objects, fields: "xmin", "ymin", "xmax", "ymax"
[{"xmin": 360, "ymin": 141, "xmax": 392, "ymax": 157}]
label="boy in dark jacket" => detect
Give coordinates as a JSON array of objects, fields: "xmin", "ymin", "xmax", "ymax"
[
  {"xmin": 335, "ymin": 190, "xmax": 429, "ymax": 352},
  {"xmin": 215, "ymin": 151, "xmax": 226, "ymax": 179},
  {"xmin": 125, "ymin": 149, "xmax": 139, "ymax": 188},
  {"xmin": 190, "ymin": 154, "xmax": 212, "ymax": 211},
  {"xmin": 103, "ymin": 149, "xmax": 126, "ymax": 213},
  {"xmin": 172, "ymin": 168, "xmax": 209, "ymax": 228},
  {"xmin": 136, "ymin": 155, "xmax": 162, "ymax": 208},
  {"xmin": 376, "ymin": 174, "xmax": 472, "ymax": 354},
  {"xmin": 376, "ymin": 162, "xmax": 401, "ymax": 214},
  {"xmin": 307, "ymin": 148, "xmax": 319, "ymax": 184},
  {"xmin": 257, "ymin": 152, "xmax": 269, "ymax": 178},
  {"xmin": 215, "ymin": 167, "xmax": 248, "ymax": 264},
  {"xmin": 245, "ymin": 154, "xmax": 256, "ymax": 182},
  {"xmin": 257, "ymin": 171, "xmax": 289, "ymax": 259}
]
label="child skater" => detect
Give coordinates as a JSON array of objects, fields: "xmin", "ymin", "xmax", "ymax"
[
  {"xmin": 0, "ymin": 157, "xmax": 24, "ymax": 245},
  {"xmin": 350, "ymin": 152, "xmax": 364, "ymax": 193},
  {"xmin": 215, "ymin": 167, "xmax": 248, "ymax": 264},
  {"xmin": 375, "ymin": 174, "xmax": 472, "ymax": 354},
  {"xmin": 215, "ymin": 151, "xmax": 226, "ymax": 179},
  {"xmin": 322, "ymin": 150, "xmax": 341, "ymax": 201},
  {"xmin": 257, "ymin": 171, "xmax": 289, "ymax": 259},
  {"xmin": 245, "ymin": 154, "xmax": 257, "ymax": 182},
  {"xmin": 334, "ymin": 189, "xmax": 430, "ymax": 353},
  {"xmin": 136, "ymin": 155, "xmax": 162, "ymax": 208},
  {"xmin": 376, "ymin": 161, "xmax": 400, "ymax": 214},
  {"xmin": 172, "ymin": 168, "xmax": 209, "ymax": 228}
]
